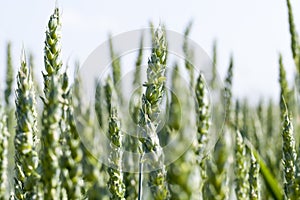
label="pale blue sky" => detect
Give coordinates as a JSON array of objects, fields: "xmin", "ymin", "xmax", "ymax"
[{"xmin": 0, "ymin": 0, "xmax": 299, "ymax": 104}]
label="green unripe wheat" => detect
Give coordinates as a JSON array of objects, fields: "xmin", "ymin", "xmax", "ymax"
[{"xmin": 14, "ymin": 49, "xmax": 39, "ymax": 200}]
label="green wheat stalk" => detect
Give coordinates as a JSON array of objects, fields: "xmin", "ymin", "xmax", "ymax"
[
  {"xmin": 95, "ymin": 81, "xmax": 104, "ymax": 128},
  {"xmin": 235, "ymin": 130, "xmax": 249, "ymax": 200},
  {"xmin": 40, "ymin": 77, "xmax": 62, "ymax": 199},
  {"xmin": 149, "ymin": 21, "xmax": 155, "ymax": 47},
  {"xmin": 5, "ymin": 42, "xmax": 14, "ymax": 106},
  {"xmin": 14, "ymin": 49, "xmax": 40, "ymax": 200},
  {"xmin": 205, "ymin": 138, "xmax": 230, "ymax": 200},
  {"xmin": 224, "ymin": 56, "xmax": 234, "ymax": 124},
  {"xmin": 105, "ymin": 77, "xmax": 113, "ymax": 114},
  {"xmin": 247, "ymin": 140, "xmax": 283, "ymax": 200},
  {"xmin": 0, "ymin": 108, "xmax": 10, "ymax": 199},
  {"xmin": 40, "ymin": 7, "xmax": 63, "ymax": 199},
  {"xmin": 109, "ymin": 35, "xmax": 122, "ymax": 102},
  {"xmin": 183, "ymin": 21, "xmax": 195, "ymax": 87},
  {"xmin": 61, "ymin": 112, "xmax": 84, "ymax": 199},
  {"xmin": 138, "ymin": 26, "xmax": 170, "ymax": 200},
  {"xmin": 107, "ymin": 108, "xmax": 126, "ymax": 200},
  {"xmin": 60, "ymin": 71, "xmax": 84, "ymax": 199},
  {"xmin": 133, "ymin": 34, "xmax": 144, "ymax": 88},
  {"xmin": 195, "ymin": 73, "xmax": 210, "ymax": 193},
  {"xmin": 105, "ymin": 77, "xmax": 126, "ymax": 200},
  {"xmin": 241, "ymin": 100, "xmax": 250, "ymax": 138},
  {"xmin": 234, "ymin": 100, "xmax": 241, "ymax": 131},
  {"xmin": 286, "ymin": 0, "xmax": 300, "ymax": 72},
  {"xmin": 72, "ymin": 62, "xmax": 84, "ymax": 114},
  {"xmin": 281, "ymin": 107, "xmax": 299, "ymax": 199},
  {"xmin": 249, "ymin": 151, "xmax": 259, "ymax": 200},
  {"xmin": 266, "ymin": 99, "xmax": 274, "ymax": 138},
  {"xmin": 286, "ymin": 0, "xmax": 300, "ymax": 99},
  {"xmin": 43, "ymin": 8, "xmax": 62, "ymax": 92},
  {"xmin": 279, "ymin": 54, "xmax": 290, "ymax": 119},
  {"xmin": 210, "ymin": 40, "xmax": 218, "ymax": 89}
]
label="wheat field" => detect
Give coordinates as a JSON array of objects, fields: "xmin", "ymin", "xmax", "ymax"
[{"xmin": 0, "ymin": 1, "xmax": 300, "ymax": 200}]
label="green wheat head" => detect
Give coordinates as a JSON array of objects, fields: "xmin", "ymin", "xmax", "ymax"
[
  {"xmin": 43, "ymin": 7, "xmax": 62, "ymax": 95},
  {"xmin": 109, "ymin": 35, "xmax": 122, "ymax": 102},
  {"xmin": 60, "ymin": 71, "xmax": 84, "ymax": 199},
  {"xmin": 183, "ymin": 21, "xmax": 194, "ymax": 87},
  {"xmin": 282, "ymin": 109, "xmax": 299, "ymax": 199},
  {"xmin": 286, "ymin": 0, "xmax": 300, "ymax": 72},
  {"xmin": 40, "ymin": 7, "xmax": 64, "ymax": 199},
  {"xmin": 138, "ymin": 26, "xmax": 170, "ymax": 200},
  {"xmin": 105, "ymin": 76, "xmax": 126, "ymax": 200},
  {"xmin": 195, "ymin": 73, "xmax": 210, "ymax": 157},
  {"xmin": 133, "ymin": 34, "xmax": 144, "ymax": 88},
  {"xmin": 194, "ymin": 73, "xmax": 210, "ymax": 194},
  {"xmin": 279, "ymin": 54, "xmax": 290, "ymax": 119},
  {"xmin": 5, "ymin": 42, "xmax": 14, "ymax": 106},
  {"xmin": 95, "ymin": 81, "xmax": 104, "ymax": 128},
  {"xmin": 14, "ymin": 49, "xmax": 40, "ymax": 200},
  {"xmin": 224, "ymin": 56, "xmax": 234, "ymax": 124},
  {"xmin": 107, "ymin": 108, "xmax": 126, "ymax": 200},
  {"xmin": 210, "ymin": 40, "xmax": 218, "ymax": 89},
  {"xmin": 0, "ymin": 109, "xmax": 10, "ymax": 199},
  {"xmin": 235, "ymin": 130, "xmax": 249, "ymax": 200},
  {"xmin": 139, "ymin": 27, "xmax": 167, "ymax": 130},
  {"xmin": 249, "ymin": 151, "xmax": 259, "ymax": 200}
]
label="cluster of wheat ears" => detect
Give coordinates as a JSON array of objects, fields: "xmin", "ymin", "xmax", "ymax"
[{"xmin": 1, "ymin": 0, "xmax": 300, "ymax": 200}]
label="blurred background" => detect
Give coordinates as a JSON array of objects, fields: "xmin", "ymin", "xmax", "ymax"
[{"xmin": 0, "ymin": 0, "xmax": 299, "ymax": 104}]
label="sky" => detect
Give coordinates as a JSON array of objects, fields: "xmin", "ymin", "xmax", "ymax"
[{"xmin": 0, "ymin": 0, "xmax": 300, "ymax": 105}]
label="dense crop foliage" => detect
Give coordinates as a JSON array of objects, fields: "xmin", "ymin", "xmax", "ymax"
[{"xmin": 1, "ymin": 1, "xmax": 300, "ymax": 199}]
